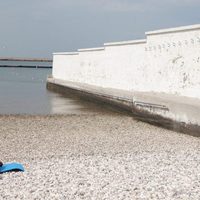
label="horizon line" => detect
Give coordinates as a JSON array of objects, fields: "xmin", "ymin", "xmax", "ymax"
[{"xmin": 0, "ymin": 57, "xmax": 52, "ymax": 62}]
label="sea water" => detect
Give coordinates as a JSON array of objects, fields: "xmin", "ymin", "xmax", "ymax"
[{"xmin": 0, "ymin": 67, "xmax": 113, "ymax": 115}]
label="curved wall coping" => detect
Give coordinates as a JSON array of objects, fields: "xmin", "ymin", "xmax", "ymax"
[
  {"xmin": 78, "ymin": 47, "xmax": 105, "ymax": 52},
  {"xmin": 104, "ymin": 39, "xmax": 146, "ymax": 47},
  {"xmin": 146, "ymin": 24, "xmax": 200, "ymax": 36},
  {"xmin": 53, "ymin": 52, "xmax": 79, "ymax": 55}
]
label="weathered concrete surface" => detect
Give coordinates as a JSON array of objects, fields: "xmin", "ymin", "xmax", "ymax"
[
  {"xmin": 47, "ymin": 78, "xmax": 200, "ymax": 137},
  {"xmin": 53, "ymin": 24, "xmax": 200, "ymax": 99},
  {"xmin": 50, "ymin": 24, "xmax": 200, "ymax": 135},
  {"xmin": 0, "ymin": 115, "xmax": 200, "ymax": 199}
]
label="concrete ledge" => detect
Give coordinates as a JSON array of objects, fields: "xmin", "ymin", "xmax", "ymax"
[
  {"xmin": 78, "ymin": 47, "xmax": 105, "ymax": 52},
  {"xmin": 47, "ymin": 78, "xmax": 200, "ymax": 137},
  {"xmin": 146, "ymin": 24, "xmax": 200, "ymax": 36},
  {"xmin": 104, "ymin": 39, "xmax": 146, "ymax": 47},
  {"xmin": 53, "ymin": 52, "xmax": 79, "ymax": 55}
]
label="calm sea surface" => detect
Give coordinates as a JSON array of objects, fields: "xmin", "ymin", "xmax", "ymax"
[
  {"xmin": 0, "ymin": 66, "xmax": 115, "ymax": 115},
  {"xmin": 0, "ymin": 60, "xmax": 52, "ymax": 67}
]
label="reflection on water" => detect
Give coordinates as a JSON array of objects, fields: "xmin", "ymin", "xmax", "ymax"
[
  {"xmin": 50, "ymin": 94, "xmax": 84, "ymax": 114},
  {"xmin": 0, "ymin": 67, "xmax": 117, "ymax": 115},
  {"xmin": 49, "ymin": 91, "xmax": 118, "ymax": 115}
]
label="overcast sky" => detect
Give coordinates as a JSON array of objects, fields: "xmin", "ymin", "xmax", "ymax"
[{"xmin": 0, "ymin": 0, "xmax": 200, "ymax": 58}]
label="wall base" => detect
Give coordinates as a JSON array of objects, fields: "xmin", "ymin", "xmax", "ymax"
[{"xmin": 47, "ymin": 78, "xmax": 200, "ymax": 137}]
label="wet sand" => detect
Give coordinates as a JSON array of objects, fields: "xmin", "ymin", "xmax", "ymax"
[{"xmin": 0, "ymin": 114, "xmax": 200, "ymax": 199}]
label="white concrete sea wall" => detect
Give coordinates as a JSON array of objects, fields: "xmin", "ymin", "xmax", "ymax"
[{"xmin": 52, "ymin": 24, "xmax": 200, "ymax": 99}]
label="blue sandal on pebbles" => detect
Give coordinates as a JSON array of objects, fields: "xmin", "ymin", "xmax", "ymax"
[{"xmin": 0, "ymin": 161, "xmax": 24, "ymax": 174}]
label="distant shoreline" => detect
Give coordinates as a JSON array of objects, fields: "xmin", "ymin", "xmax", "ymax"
[
  {"xmin": 0, "ymin": 57, "xmax": 52, "ymax": 62},
  {"xmin": 0, "ymin": 65, "xmax": 52, "ymax": 69}
]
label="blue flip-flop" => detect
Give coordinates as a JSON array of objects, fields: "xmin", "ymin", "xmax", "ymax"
[{"xmin": 0, "ymin": 163, "xmax": 24, "ymax": 174}]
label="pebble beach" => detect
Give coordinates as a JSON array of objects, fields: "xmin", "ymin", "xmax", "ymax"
[{"xmin": 0, "ymin": 113, "xmax": 200, "ymax": 200}]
